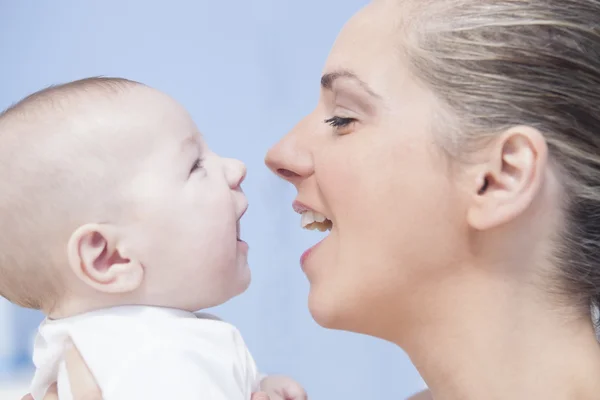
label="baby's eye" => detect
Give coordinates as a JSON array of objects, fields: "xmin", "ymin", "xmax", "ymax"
[
  {"xmin": 189, "ymin": 158, "xmax": 204, "ymax": 175},
  {"xmin": 324, "ymin": 116, "xmax": 357, "ymax": 135}
]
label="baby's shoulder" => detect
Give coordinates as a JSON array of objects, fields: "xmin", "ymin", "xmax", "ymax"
[{"xmin": 67, "ymin": 311, "xmax": 247, "ymax": 356}]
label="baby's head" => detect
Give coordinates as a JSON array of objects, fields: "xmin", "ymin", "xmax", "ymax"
[{"xmin": 0, "ymin": 78, "xmax": 250, "ymax": 317}]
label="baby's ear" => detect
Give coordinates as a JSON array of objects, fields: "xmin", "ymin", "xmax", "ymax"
[{"xmin": 67, "ymin": 224, "xmax": 143, "ymax": 294}]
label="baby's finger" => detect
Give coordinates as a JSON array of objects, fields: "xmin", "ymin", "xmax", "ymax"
[
  {"xmin": 251, "ymin": 392, "xmax": 271, "ymax": 400},
  {"xmin": 64, "ymin": 340, "xmax": 102, "ymax": 400},
  {"xmin": 21, "ymin": 394, "xmax": 35, "ymax": 400},
  {"xmin": 283, "ymin": 385, "xmax": 307, "ymax": 400}
]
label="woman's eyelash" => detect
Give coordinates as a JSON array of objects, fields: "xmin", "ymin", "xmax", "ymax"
[{"xmin": 324, "ymin": 116, "xmax": 356, "ymax": 127}]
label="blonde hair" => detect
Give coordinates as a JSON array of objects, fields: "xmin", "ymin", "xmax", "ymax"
[
  {"xmin": 405, "ymin": 0, "xmax": 600, "ymax": 321},
  {"xmin": 0, "ymin": 77, "xmax": 140, "ymax": 309}
]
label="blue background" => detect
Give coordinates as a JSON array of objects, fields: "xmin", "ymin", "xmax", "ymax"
[{"xmin": 0, "ymin": 1, "xmax": 424, "ymax": 398}]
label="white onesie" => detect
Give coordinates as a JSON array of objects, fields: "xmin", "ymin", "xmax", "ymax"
[{"xmin": 29, "ymin": 306, "xmax": 261, "ymax": 400}]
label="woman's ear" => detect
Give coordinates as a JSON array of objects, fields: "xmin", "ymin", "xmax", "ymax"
[
  {"xmin": 67, "ymin": 224, "xmax": 144, "ymax": 294},
  {"xmin": 467, "ymin": 125, "xmax": 548, "ymax": 231}
]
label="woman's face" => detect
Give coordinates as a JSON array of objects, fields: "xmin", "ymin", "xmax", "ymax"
[{"xmin": 265, "ymin": 1, "xmax": 469, "ymax": 337}]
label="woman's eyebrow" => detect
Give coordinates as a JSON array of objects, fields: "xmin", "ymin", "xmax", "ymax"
[{"xmin": 321, "ymin": 70, "xmax": 382, "ymax": 100}]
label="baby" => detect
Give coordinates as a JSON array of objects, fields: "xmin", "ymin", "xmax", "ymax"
[{"xmin": 0, "ymin": 77, "xmax": 305, "ymax": 400}]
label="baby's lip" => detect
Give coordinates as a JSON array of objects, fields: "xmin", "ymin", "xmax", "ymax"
[
  {"xmin": 236, "ymin": 204, "xmax": 248, "ymax": 240},
  {"xmin": 237, "ymin": 204, "xmax": 248, "ymax": 221}
]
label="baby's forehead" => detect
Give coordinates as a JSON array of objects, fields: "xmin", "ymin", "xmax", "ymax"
[
  {"xmin": 116, "ymin": 98, "xmax": 201, "ymax": 154},
  {"xmin": 95, "ymin": 95, "xmax": 206, "ymax": 176},
  {"xmin": 1, "ymin": 78, "xmax": 202, "ymax": 175},
  {"xmin": 58, "ymin": 85, "xmax": 200, "ymax": 150},
  {"xmin": 3, "ymin": 78, "xmax": 195, "ymax": 137}
]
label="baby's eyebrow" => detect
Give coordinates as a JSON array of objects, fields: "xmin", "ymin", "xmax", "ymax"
[{"xmin": 180, "ymin": 136, "xmax": 197, "ymax": 152}]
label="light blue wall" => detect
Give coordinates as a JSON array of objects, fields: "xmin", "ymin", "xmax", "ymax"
[{"xmin": 0, "ymin": 1, "xmax": 424, "ymax": 398}]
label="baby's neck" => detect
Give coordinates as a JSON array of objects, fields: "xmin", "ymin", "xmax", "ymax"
[{"xmin": 46, "ymin": 292, "xmax": 146, "ymax": 319}]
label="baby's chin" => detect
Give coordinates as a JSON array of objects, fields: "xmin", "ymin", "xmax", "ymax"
[
  {"xmin": 183, "ymin": 269, "xmax": 252, "ymax": 312},
  {"xmin": 223, "ymin": 253, "xmax": 252, "ymax": 297},
  {"xmin": 216, "ymin": 265, "xmax": 252, "ymax": 305}
]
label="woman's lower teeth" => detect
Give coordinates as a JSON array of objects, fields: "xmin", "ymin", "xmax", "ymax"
[{"xmin": 305, "ymin": 221, "xmax": 332, "ymax": 232}]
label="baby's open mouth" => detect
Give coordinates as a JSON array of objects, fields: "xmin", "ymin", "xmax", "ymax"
[{"xmin": 301, "ymin": 210, "xmax": 332, "ymax": 232}]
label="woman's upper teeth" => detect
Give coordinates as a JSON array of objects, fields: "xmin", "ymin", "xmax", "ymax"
[{"xmin": 301, "ymin": 210, "xmax": 332, "ymax": 231}]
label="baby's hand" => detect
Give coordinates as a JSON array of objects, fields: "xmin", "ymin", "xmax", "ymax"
[{"xmin": 259, "ymin": 375, "xmax": 307, "ymax": 400}]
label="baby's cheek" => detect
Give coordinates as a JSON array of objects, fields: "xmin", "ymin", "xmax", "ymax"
[{"xmin": 212, "ymin": 249, "xmax": 245, "ymax": 281}]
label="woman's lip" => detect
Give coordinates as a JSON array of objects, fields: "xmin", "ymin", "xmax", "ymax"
[
  {"xmin": 300, "ymin": 239, "xmax": 324, "ymax": 268},
  {"xmin": 293, "ymin": 200, "xmax": 332, "ymax": 224},
  {"xmin": 292, "ymin": 200, "xmax": 312, "ymax": 214},
  {"xmin": 237, "ymin": 239, "xmax": 249, "ymax": 253}
]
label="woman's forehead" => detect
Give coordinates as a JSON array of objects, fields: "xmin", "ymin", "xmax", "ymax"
[{"xmin": 323, "ymin": 2, "xmax": 418, "ymax": 103}]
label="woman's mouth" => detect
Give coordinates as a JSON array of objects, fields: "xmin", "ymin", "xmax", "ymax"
[
  {"xmin": 301, "ymin": 210, "xmax": 333, "ymax": 232},
  {"xmin": 298, "ymin": 209, "xmax": 333, "ymax": 267}
]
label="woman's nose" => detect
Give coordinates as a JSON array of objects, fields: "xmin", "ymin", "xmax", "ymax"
[
  {"xmin": 224, "ymin": 158, "xmax": 247, "ymax": 189},
  {"xmin": 265, "ymin": 120, "xmax": 314, "ymax": 185}
]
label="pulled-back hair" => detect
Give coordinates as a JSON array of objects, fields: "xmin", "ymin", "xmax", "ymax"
[{"xmin": 406, "ymin": 0, "xmax": 600, "ymax": 322}]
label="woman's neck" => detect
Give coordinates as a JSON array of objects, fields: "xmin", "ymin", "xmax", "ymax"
[{"xmin": 396, "ymin": 271, "xmax": 600, "ymax": 400}]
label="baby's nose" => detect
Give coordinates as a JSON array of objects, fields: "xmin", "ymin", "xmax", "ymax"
[{"xmin": 224, "ymin": 158, "xmax": 246, "ymax": 189}]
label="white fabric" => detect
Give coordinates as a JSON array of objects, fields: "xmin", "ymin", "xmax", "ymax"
[{"xmin": 29, "ymin": 306, "xmax": 260, "ymax": 400}]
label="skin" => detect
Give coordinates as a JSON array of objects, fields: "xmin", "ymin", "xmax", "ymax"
[
  {"xmin": 265, "ymin": 1, "xmax": 600, "ymax": 399},
  {"xmin": 25, "ymin": 1, "xmax": 600, "ymax": 399},
  {"xmin": 51, "ymin": 85, "xmax": 251, "ymax": 318},
  {"xmin": 19, "ymin": 86, "xmax": 288, "ymax": 399}
]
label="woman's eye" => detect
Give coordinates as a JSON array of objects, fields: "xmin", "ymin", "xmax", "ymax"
[
  {"xmin": 324, "ymin": 116, "xmax": 357, "ymax": 135},
  {"xmin": 189, "ymin": 158, "xmax": 203, "ymax": 175}
]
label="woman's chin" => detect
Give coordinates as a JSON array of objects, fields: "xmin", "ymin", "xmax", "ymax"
[
  {"xmin": 307, "ymin": 278, "xmax": 390, "ymax": 338},
  {"xmin": 308, "ymin": 296, "xmax": 338, "ymax": 330},
  {"xmin": 307, "ymin": 283, "xmax": 353, "ymax": 331}
]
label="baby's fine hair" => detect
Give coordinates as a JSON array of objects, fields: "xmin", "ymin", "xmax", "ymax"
[{"xmin": 0, "ymin": 77, "xmax": 140, "ymax": 310}]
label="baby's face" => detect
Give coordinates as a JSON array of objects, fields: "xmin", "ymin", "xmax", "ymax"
[{"xmin": 108, "ymin": 88, "xmax": 250, "ymax": 310}]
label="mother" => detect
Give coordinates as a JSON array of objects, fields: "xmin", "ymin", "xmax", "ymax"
[
  {"xmin": 266, "ymin": 0, "xmax": 600, "ymax": 398},
  {"xmin": 34, "ymin": 0, "xmax": 600, "ymax": 399}
]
